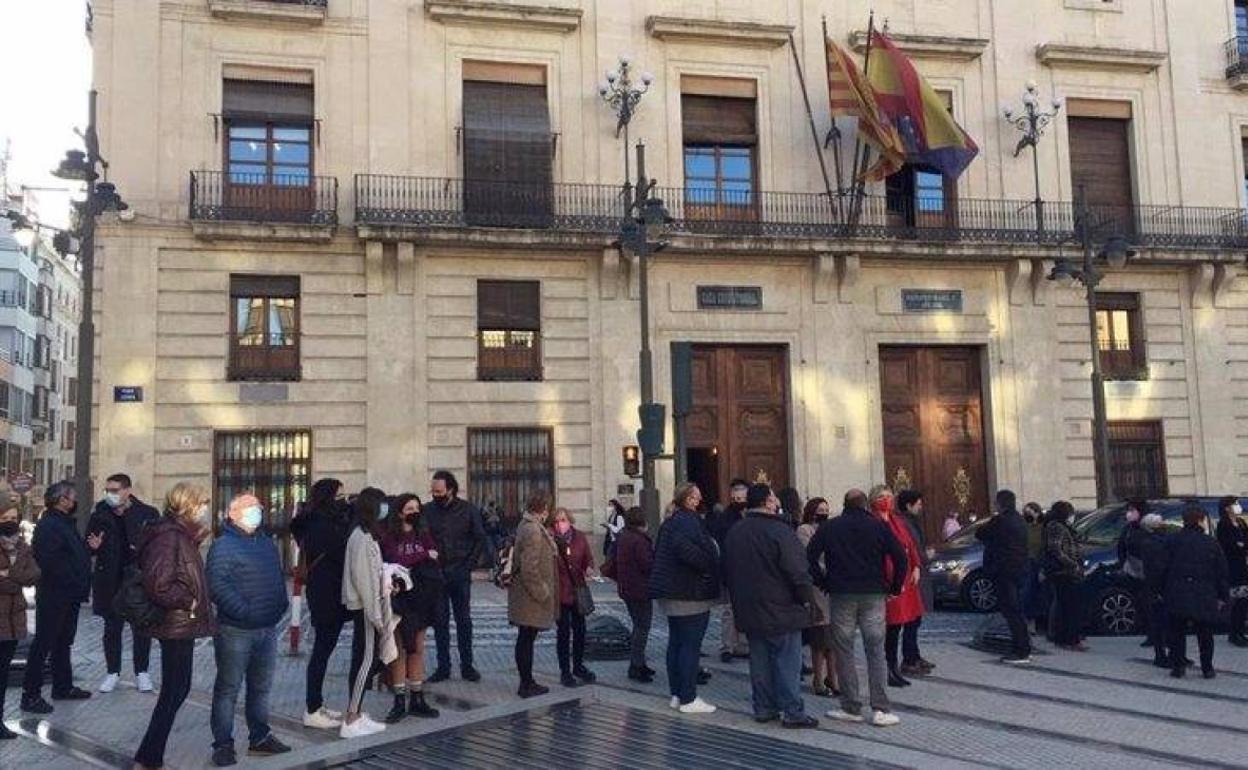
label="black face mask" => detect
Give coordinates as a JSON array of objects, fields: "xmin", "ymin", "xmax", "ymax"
[
  {"xmin": 404, "ymin": 513, "xmax": 419, "ymax": 525},
  {"xmin": 0, "ymin": 521, "xmax": 19, "ymax": 537},
  {"xmin": 431, "ymin": 493, "xmax": 450, "ymax": 506}
]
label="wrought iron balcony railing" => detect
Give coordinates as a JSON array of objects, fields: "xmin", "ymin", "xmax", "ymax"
[
  {"xmin": 190, "ymin": 171, "xmax": 338, "ymax": 226},
  {"xmin": 1226, "ymin": 35, "xmax": 1248, "ymax": 78},
  {"xmin": 354, "ymin": 175, "xmax": 1248, "ymax": 250}
]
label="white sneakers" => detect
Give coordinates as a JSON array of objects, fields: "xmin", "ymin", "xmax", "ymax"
[
  {"xmin": 339, "ymin": 713, "xmax": 386, "ymax": 739},
  {"xmin": 136, "ymin": 673, "xmax": 154, "ymax": 693},
  {"xmin": 98, "ymin": 673, "xmax": 119, "ymax": 693},
  {"xmin": 677, "ymin": 697, "xmax": 717, "ymax": 715},
  {"xmin": 669, "ymin": 696, "xmax": 680, "ymax": 710},
  {"xmin": 304, "ymin": 707, "xmax": 343, "ymax": 730},
  {"xmin": 826, "ymin": 708, "xmax": 900, "ymax": 727}
]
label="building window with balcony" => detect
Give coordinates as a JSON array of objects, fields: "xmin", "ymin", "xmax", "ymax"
[
  {"xmin": 467, "ymin": 427, "xmax": 554, "ymax": 518},
  {"xmin": 681, "ymin": 76, "xmax": 758, "ymax": 228},
  {"xmin": 886, "ymin": 91, "xmax": 958, "ymax": 230},
  {"xmin": 1067, "ymin": 99, "xmax": 1135, "ymax": 236},
  {"xmin": 67, "ymin": 377, "xmax": 78, "ymax": 407},
  {"xmin": 477, "ymin": 280, "xmax": 541, "ymax": 381},
  {"xmin": 229, "ymin": 274, "xmax": 300, "ymax": 381},
  {"xmin": 461, "ymin": 62, "xmax": 553, "ymax": 227},
  {"xmin": 1095, "ymin": 292, "xmax": 1147, "ymax": 380},
  {"xmin": 218, "ymin": 77, "xmax": 315, "ymax": 221},
  {"xmin": 1108, "ymin": 420, "xmax": 1167, "ymax": 499},
  {"xmin": 213, "ymin": 429, "xmax": 311, "ymax": 535}
]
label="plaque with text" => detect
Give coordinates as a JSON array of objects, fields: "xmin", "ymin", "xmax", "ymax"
[{"xmin": 901, "ymin": 289, "xmax": 963, "ymax": 313}]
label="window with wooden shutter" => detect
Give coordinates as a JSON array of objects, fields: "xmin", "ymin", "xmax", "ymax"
[
  {"xmin": 229, "ymin": 274, "xmax": 301, "ymax": 381},
  {"xmin": 681, "ymin": 87, "xmax": 758, "ymax": 229},
  {"xmin": 1067, "ymin": 104, "xmax": 1134, "ymax": 237},
  {"xmin": 1095, "ymin": 292, "xmax": 1146, "ymax": 380},
  {"xmin": 462, "ymin": 74, "xmax": 553, "ymax": 227},
  {"xmin": 477, "ymin": 280, "xmax": 541, "ymax": 381},
  {"xmin": 222, "ymin": 78, "xmax": 315, "ymax": 216},
  {"xmin": 1108, "ymin": 421, "xmax": 1167, "ymax": 499},
  {"xmin": 467, "ymin": 427, "xmax": 554, "ymax": 520}
]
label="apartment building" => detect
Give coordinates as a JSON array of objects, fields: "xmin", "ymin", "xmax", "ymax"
[{"xmin": 86, "ymin": 0, "xmax": 1248, "ymax": 539}]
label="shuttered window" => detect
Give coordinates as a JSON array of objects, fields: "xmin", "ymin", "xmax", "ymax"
[
  {"xmin": 462, "ymin": 78, "xmax": 553, "ymax": 226},
  {"xmin": 477, "ymin": 280, "xmax": 541, "ymax": 381},
  {"xmin": 213, "ymin": 429, "xmax": 312, "ymax": 535},
  {"xmin": 223, "ymin": 79, "xmax": 314, "ymax": 187},
  {"xmin": 1068, "ymin": 114, "xmax": 1134, "ymax": 235},
  {"xmin": 467, "ymin": 427, "xmax": 554, "ymax": 520},
  {"xmin": 1108, "ymin": 421, "xmax": 1167, "ymax": 499},
  {"xmin": 682, "ymin": 94, "xmax": 758, "ymax": 225},
  {"xmin": 1095, "ymin": 292, "xmax": 1146, "ymax": 380},
  {"xmin": 229, "ymin": 274, "xmax": 301, "ymax": 381}
]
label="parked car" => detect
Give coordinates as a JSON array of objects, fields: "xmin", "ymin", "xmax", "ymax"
[{"xmin": 930, "ymin": 519, "xmax": 997, "ymax": 611}]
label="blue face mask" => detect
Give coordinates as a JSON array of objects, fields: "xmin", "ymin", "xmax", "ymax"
[
  {"xmin": 241, "ymin": 505, "xmax": 263, "ymax": 531},
  {"xmin": 379, "ymin": 502, "xmax": 390, "ymax": 520}
]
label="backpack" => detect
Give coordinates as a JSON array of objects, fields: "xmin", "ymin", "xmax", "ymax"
[{"xmin": 112, "ymin": 564, "xmax": 165, "ymax": 631}]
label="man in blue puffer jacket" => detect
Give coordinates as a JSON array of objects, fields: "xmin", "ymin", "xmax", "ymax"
[{"xmin": 206, "ymin": 494, "xmax": 292, "ymax": 766}]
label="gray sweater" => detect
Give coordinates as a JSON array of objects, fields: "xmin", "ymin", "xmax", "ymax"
[{"xmin": 342, "ymin": 527, "xmax": 385, "ymax": 629}]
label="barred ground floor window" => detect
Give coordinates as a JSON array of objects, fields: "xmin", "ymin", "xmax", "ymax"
[
  {"xmin": 467, "ymin": 427, "xmax": 554, "ymax": 520},
  {"xmin": 213, "ymin": 429, "xmax": 312, "ymax": 535},
  {"xmin": 1108, "ymin": 420, "xmax": 1168, "ymax": 500}
]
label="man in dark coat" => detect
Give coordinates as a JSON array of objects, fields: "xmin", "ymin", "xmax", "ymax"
[
  {"xmin": 1134, "ymin": 514, "xmax": 1173, "ymax": 666},
  {"xmin": 85, "ymin": 473, "xmax": 160, "ymax": 694},
  {"xmin": 724, "ymin": 484, "xmax": 818, "ymax": 728},
  {"xmin": 21, "ymin": 481, "xmax": 93, "ymax": 713},
  {"xmin": 708, "ymin": 478, "xmax": 749, "ymax": 662},
  {"xmin": 425, "ymin": 470, "xmax": 490, "ymax": 683},
  {"xmin": 1164, "ymin": 505, "xmax": 1229, "ymax": 679},
  {"xmin": 976, "ymin": 489, "xmax": 1031, "ymax": 663}
]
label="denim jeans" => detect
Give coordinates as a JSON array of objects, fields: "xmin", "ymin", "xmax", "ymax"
[
  {"xmin": 434, "ymin": 570, "xmax": 474, "ymax": 670},
  {"xmin": 23, "ymin": 596, "xmax": 81, "ymax": 698},
  {"xmin": 828, "ymin": 595, "xmax": 889, "ymax": 714},
  {"xmin": 211, "ymin": 624, "xmax": 278, "ymax": 748},
  {"xmin": 665, "ymin": 611, "xmax": 709, "ymax": 705},
  {"xmin": 135, "ymin": 638, "xmax": 194, "ymax": 768},
  {"xmin": 747, "ymin": 631, "xmax": 806, "ymax": 721}
]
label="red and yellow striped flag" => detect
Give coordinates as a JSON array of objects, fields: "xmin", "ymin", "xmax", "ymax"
[{"xmin": 825, "ymin": 36, "xmax": 906, "ymax": 180}]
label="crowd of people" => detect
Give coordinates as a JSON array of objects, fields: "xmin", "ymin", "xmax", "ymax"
[{"xmin": 0, "ymin": 470, "xmax": 1243, "ymax": 769}]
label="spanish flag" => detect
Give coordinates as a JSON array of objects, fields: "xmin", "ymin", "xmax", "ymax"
[
  {"xmin": 866, "ymin": 31, "xmax": 979, "ymax": 180},
  {"xmin": 825, "ymin": 37, "xmax": 906, "ymax": 181}
]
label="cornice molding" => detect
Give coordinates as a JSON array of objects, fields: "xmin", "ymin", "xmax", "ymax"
[
  {"xmin": 207, "ymin": 0, "xmax": 327, "ymax": 25},
  {"xmin": 424, "ymin": 1, "xmax": 582, "ymax": 33},
  {"xmin": 645, "ymin": 16, "xmax": 793, "ymax": 48},
  {"xmin": 1036, "ymin": 43, "xmax": 1168, "ymax": 73},
  {"xmin": 850, "ymin": 31, "xmax": 989, "ymax": 62}
]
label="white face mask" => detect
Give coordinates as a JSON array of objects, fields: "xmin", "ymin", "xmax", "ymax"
[
  {"xmin": 1233, "ymin": 504, "xmax": 1244, "ymax": 516},
  {"xmin": 1066, "ymin": 514, "xmax": 1077, "ymax": 525},
  {"xmin": 105, "ymin": 492, "xmax": 123, "ymax": 508}
]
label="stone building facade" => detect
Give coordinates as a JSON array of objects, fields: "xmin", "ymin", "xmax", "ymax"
[{"xmin": 87, "ymin": 0, "xmax": 1248, "ymax": 537}]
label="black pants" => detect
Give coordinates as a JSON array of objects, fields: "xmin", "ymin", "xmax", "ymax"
[
  {"xmin": 556, "ymin": 604, "xmax": 586, "ymax": 674},
  {"xmin": 1048, "ymin": 577, "xmax": 1083, "ymax": 646},
  {"xmin": 625, "ymin": 598, "xmax": 652, "ymax": 668},
  {"xmin": 134, "ymin": 638, "xmax": 194, "ymax": 768},
  {"xmin": 1168, "ymin": 614, "xmax": 1214, "ymax": 672},
  {"xmin": 103, "ymin": 614, "xmax": 152, "ymax": 675},
  {"xmin": 994, "ymin": 574, "xmax": 1031, "ymax": 658},
  {"xmin": 1230, "ymin": 597, "xmax": 1247, "ymax": 640},
  {"xmin": 1147, "ymin": 597, "xmax": 1168, "ymax": 659},
  {"xmin": 433, "ymin": 571, "xmax": 473, "ymax": 670},
  {"xmin": 515, "ymin": 626, "xmax": 540, "ymax": 686},
  {"xmin": 346, "ymin": 611, "xmax": 374, "ymax": 713},
  {"xmin": 23, "ymin": 597, "xmax": 81, "ymax": 697},
  {"xmin": 0, "ymin": 639, "xmax": 16, "ymax": 713},
  {"xmin": 884, "ymin": 620, "xmax": 921, "ymax": 670},
  {"xmin": 306, "ymin": 615, "xmax": 347, "ymax": 713}
]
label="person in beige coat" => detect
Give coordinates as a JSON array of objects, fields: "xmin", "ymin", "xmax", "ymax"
[{"xmin": 509, "ymin": 489, "xmax": 559, "ymax": 698}]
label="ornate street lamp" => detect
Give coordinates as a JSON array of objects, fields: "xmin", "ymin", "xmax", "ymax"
[
  {"xmin": 598, "ymin": 55, "xmax": 653, "ymax": 191},
  {"xmin": 1004, "ymin": 81, "xmax": 1063, "ymax": 234},
  {"xmin": 1047, "ymin": 187, "xmax": 1138, "ymax": 507}
]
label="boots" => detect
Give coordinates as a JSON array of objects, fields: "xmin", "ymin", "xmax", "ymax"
[
  {"xmin": 887, "ymin": 668, "xmax": 911, "ymax": 688},
  {"xmin": 408, "ymin": 689, "xmax": 439, "ymax": 719},
  {"xmin": 384, "ymin": 692, "xmax": 407, "ymax": 724}
]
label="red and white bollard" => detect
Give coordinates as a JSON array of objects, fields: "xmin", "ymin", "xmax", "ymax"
[{"xmin": 288, "ymin": 542, "xmax": 304, "ymax": 656}]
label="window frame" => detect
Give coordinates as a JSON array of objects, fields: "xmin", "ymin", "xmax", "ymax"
[
  {"xmin": 476, "ymin": 279, "xmax": 542, "ymax": 382},
  {"xmin": 224, "ymin": 120, "xmax": 315, "ymax": 189},
  {"xmin": 466, "ymin": 426, "xmax": 556, "ymax": 519},
  {"xmin": 212, "ymin": 429, "xmax": 312, "ymax": 542},
  {"xmin": 1094, "ymin": 292, "xmax": 1147, "ymax": 381},
  {"xmin": 1107, "ymin": 420, "xmax": 1168, "ymax": 499},
  {"xmin": 228, "ymin": 275, "xmax": 302, "ymax": 382}
]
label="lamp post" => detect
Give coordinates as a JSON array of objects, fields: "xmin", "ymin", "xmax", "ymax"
[
  {"xmin": 598, "ymin": 55, "xmax": 653, "ymax": 195},
  {"xmin": 1004, "ymin": 81, "xmax": 1062, "ymax": 235},
  {"xmin": 1047, "ymin": 186, "xmax": 1136, "ymax": 507}
]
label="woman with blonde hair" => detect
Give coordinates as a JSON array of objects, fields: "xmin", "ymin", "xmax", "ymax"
[{"xmin": 134, "ymin": 483, "xmax": 217, "ymax": 770}]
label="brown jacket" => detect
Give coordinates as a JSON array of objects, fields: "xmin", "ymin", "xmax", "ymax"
[
  {"xmin": 138, "ymin": 516, "xmax": 216, "ymax": 640},
  {"xmin": 508, "ymin": 512, "xmax": 559, "ymax": 630},
  {"xmin": 0, "ymin": 537, "xmax": 40, "ymax": 640}
]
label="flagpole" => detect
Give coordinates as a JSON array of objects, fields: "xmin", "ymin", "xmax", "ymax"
[
  {"xmin": 789, "ymin": 31, "xmax": 840, "ymax": 225},
  {"xmin": 849, "ymin": 11, "xmax": 876, "ymax": 229},
  {"xmin": 821, "ymin": 16, "xmax": 847, "ymax": 208}
]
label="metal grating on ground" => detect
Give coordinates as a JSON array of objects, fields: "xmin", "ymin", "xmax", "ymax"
[{"xmin": 332, "ymin": 702, "xmax": 904, "ymax": 770}]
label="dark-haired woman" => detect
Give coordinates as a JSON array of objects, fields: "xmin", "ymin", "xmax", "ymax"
[
  {"xmin": 797, "ymin": 498, "xmax": 838, "ymax": 696},
  {"xmin": 379, "ymin": 494, "xmax": 442, "ymax": 722},
  {"xmin": 613, "ymin": 506, "xmax": 655, "ymax": 682},
  {"xmin": 0, "ymin": 495, "xmax": 38, "ymax": 740},
  {"xmin": 340, "ymin": 488, "xmax": 395, "ymax": 738},
  {"xmin": 1042, "ymin": 501, "xmax": 1086, "ymax": 651},
  {"xmin": 778, "ymin": 487, "xmax": 803, "ymax": 530},
  {"xmin": 1167, "ymin": 506, "xmax": 1230, "ymax": 678},
  {"xmin": 1215, "ymin": 497, "xmax": 1248, "ymax": 647}
]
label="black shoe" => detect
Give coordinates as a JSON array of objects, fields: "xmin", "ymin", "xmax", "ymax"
[
  {"xmin": 461, "ymin": 665, "xmax": 481, "ymax": 683},
  {"xmin": 384, "ymin": 693, "xmax": 408, "ymax": 724},
  {"xmin": 573, "ymin": 666, "xmax": 596, "ymax": 684},
  {"xmin": 754, "ymin": 713, "xmax": 779, "ymax": 724},
  {"xmin": 560, "ymin": 671, "xmax": 581, "ymax": 688},
  {"xmin": 1183, "ymin": 657, "xmax": 1195, "ymax": 666},
  {"xmin": 20, "ymin": 695, "xmax": 52, "ymax": 714},
  {"xmin": 887, "ymin": 670, "xmax": 911, "ymax": 688},
  {"xmin": 212, "ymin": 745, "xmax": 237, "ymax": 767},
  {"xmin": 1153, "ymin": 655, "xmax": 1170, "ymax": 668},
  {"xmin": 1170, "ymin": 667, "xmax": 1185, "ymax": 679},
  {"xmin": 641, "ymin": 664, "xmax": 656, "ymax": 677},
  {"xmin": 720, "ymin": 651, "xmax": 734, "ymax": 663},
  {"xmin": 408, "ymin": 690, "xmax": 440, "ymax": 719},
  {"xmin": 1202, "ymin": 668, "xmax": 1216, "ymax": 680},
  {"xmin": 428, "ymin": 667, "xmax": 451, "ymax": 683},
  {"xmin": 0, "ymin": 723, "xmax": 17, "ymax": 740},
  {"xmin": 1139, "ymin": 639, "xmax": 1153, "ymax": 648},
  {"xmin": 518, "ymin": 681, "xmax": 549, "ymax": 699},
  {"xmin": 51, "ymin": 687, "xmax": 91, "ymax": 701},
  {"xmin": 1230, "ymin": 636, "xmax": 1248, "ymax": 648},
  {"xmin": 801, "ymin": 664, "xmax": 814, "ymax": 676},
  {"xmin": 247, "ymin": 735, "xmax": 291, "ymax": 756},
  {"xmin": 782, "ymin": 715, "xmax": 820, "ymax": 729},
  {"xmin": 696, "ymin": 668, "xmax": 711, "ymax": 685},
  {"xmin": 627, "ymin": 666, "xmax": 653, "ymax": 683}
]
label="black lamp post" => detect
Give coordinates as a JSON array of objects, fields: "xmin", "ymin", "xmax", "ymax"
[
  {"xmin": 1047, "ymin": 186, "xmax": 1136, "ymax": 507},
  {"xmin": 598, "ymin": 56, "xmax": 653, "ymax": 196},
  {"xmin": 1004, "ymin": 81, "xmax": 1062, "ymax": 235}
]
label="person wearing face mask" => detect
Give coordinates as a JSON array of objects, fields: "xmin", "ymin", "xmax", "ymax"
[
  {"xmin": 20, "ymin": 480, "xmax": 92, "ymax": 714},
  {"xmin": 424, "ymin": 470, "xmax": 490, "ymax": 684},
  {"xmin": 1118, "ymin": 500, "xmax": 1159, "ymax": 650},
  {"xmin": 975, "ymin": 490, "xmax": 1031, "ymax": 664},
  {"xmin": 378, "ymin": 494, "xmax": 442, "ymax": 722},
  {"xmin": 0, "ymin": 494, "xmax": 39, "ymax": 739},
  {"xmin": 870, "ymin": 487, "xmax": 924, "ymax": 688},
  {"xmin": 1041, "ymin": 501, "xmax": 1087, "ymax": 652},
  {"xmin": 1165, "ymin": 505, "xmax": 1229, "ymax": 679},
  {"xmin": 708, "ymin": 479, "xmax": 750, "ymax": 664},
  {"xmin": 205, "ymin": 494, "xmax": 292, "ymax": 766},
  {"xmin": 1214, "ymin": 496, "xmax": 1248, "ymax": 647},
  {"xmin": 86, "ymin": 472, "xmax": 160, "ymax": 695},
  {"xmin": 797, "ymin": 498, "xmax": 837, "ymax": 696},
  {"xmin": 133, "ymin": 483, "xmax": 217, "ymax": 770},
  {"xmin": 611, "ymin": 505, "xmax": 655, "ymax": 682},
  {"xmin": 549, "ymin": 507, "xmax": 597, "ymax": 688}
]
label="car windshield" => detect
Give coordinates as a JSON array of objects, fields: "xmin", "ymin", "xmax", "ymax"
[
  {"xmin": 1071, "ymin": 504, "xmax": 1127, "ymax": 547},
  {"xmin": 943, "ymin": 519, "xmax": 986, "ymax": 548}
]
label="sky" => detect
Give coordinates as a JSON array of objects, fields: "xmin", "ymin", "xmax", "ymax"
[{"xmin": 0, "ymin": 0, "xmax": 93, "ymax": 227}]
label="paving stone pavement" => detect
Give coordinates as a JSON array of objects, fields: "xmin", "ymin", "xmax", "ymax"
[{"xmin": 2, "ymin": 581, "xmax": 1245, "ymax": 769}]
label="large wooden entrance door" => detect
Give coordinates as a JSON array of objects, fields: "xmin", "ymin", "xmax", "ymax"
[
  {"xmin": 880, "ymin": 346, "xmax": 989, "ymax": 543},
  {"xmin": 685, "ymin": 345, "xmax": 790, "ymax": 503}
]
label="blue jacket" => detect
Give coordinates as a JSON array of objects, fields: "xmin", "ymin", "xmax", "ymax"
[
  {"xmin": 648, "ymin": 510, "xmax": 720, "ymax": 602},
  {"xmin": 32, "ymin": 509, "xmax": 92, "ymax": 604},
  {"xmin": 206, "ymin": 522, "xmax": 289, "ymax": 629}
]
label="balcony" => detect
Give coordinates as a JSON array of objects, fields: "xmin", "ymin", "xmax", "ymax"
[
  {"xmin": 208, "ymin": 0, "xmax": 327, "ymax": 24},
  {"xmin": 190, "ymin": 171, "xmax": 337, "ymax": 241},
  {"xmin": 353, "ymin": 175, "xmax": 1248, "ymax": 254},
  {"xmin": 1226, "ymin": 35, "xmax": 1248, "ymax": 89}
]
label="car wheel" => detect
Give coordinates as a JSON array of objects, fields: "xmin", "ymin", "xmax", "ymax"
[
  {"xmin": 962, "ymin": 571, "xmax": 998, "ymax": 612},
  {"xmin": 1094, "ymin": 588, "xmax": 1139, "ymax": 636}
]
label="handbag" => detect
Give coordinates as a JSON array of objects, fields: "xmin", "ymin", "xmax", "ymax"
[{"xmin": 558, "ymin": 541, "xmax": 595, "ymax": 616}]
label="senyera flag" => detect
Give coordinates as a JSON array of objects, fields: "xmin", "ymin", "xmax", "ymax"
[
  {"xmin": 866, "ymin": 31, "xmax": 979, "ymax": 180},
  {"xmin": 825, "ymin": 36, "xmax": 905, "ymax": 181}
]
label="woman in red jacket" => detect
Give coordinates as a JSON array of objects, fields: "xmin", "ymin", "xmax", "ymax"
[
  {"xmin": 550, "ymin": 508, "xmax": 596, "ymax": 687},
  {"xmin": 869, "ymin": 486, "xmax": 923, "ymax": 688}
]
